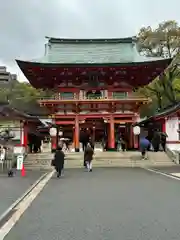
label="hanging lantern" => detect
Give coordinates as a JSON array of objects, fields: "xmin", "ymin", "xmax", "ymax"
[
  {"xmin": 49, "ymin": 127, "xmax": 57, "ymax": 137},
  {"xmin": 59, "ymin": 131, "xmax": 63, "ymax": 136},
  {"xmin": 133, "ymin": 126, "xmax": 140, "ymax": 135}
]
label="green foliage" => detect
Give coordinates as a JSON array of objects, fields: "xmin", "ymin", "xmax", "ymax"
[
  {"xmin": 0, "ymin": 80, "xmax": 53, "ymax": 114},
  {"xmin": 137, "ymin": 61, "xmax": 180, "ymax": 117},
  {"xmin": 137, "ymin": 20, "xmax": 180, "ymax": 58},
  {"xmin": 136, "ymin": 20, "xmax": 180, "ymax": 117}
]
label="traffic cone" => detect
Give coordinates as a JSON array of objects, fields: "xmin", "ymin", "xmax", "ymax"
[{"xmin": 21, "ymin": 164, "xmax": 26, "ymax": 177}]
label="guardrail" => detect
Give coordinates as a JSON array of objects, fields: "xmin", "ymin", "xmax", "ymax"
[{"xmin": 166, "ymin": 147, "xmax": 180, "ymax": 164}]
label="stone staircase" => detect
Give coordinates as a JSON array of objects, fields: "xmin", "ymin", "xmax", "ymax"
[{"xmin": 24, "ymin": 151, "xmax": 175, "ymax": 170}]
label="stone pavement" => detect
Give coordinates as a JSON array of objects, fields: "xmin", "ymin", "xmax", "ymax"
[
  {"xmin": 4, "ymin": 167, "xmax": 180, "ymax": 240},
  {"xmin": 25, "ymin": 151, "xmax": 175, "ymax": 170},
  {"xmin": 0, "ymin": 170, "xmax": 46, "ymax": 217}
]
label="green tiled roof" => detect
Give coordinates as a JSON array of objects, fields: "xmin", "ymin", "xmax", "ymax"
[{"xmin": 31, "ymin": 37, "xmax": 164, "ymax": 64}]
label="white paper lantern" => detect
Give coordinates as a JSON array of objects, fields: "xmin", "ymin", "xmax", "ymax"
[
  {"xmin": 133, "ymin": 126, "xmax": 140, "ymax": 135},
  {"xmin": 49, "ymin": 127, "xmax": 57, "ymax": 137},
  {"xmin": 59, "ymin": 131, "xmax": 63, "ymax": 136}
]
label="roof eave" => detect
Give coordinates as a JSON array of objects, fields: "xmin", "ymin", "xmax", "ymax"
[
  {"xmin": 46, "ymin": 36, "xmax": 136, "ymax": 44},
  {"xmin": 16, "ymin": 58, "xmax": 172, "ymax": 67}
]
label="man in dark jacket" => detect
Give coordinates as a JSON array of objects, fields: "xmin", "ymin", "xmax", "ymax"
[
  {"xmin": 54, "ymin": 147, "xmax": 65, "ymax": 178},
  {"xmin": 161, "ymin": 132, "xmax": 168, "ymax": 152},
  {"xmin": 152, "ymin": 130, "xmax": 161, "ymax": 152}
]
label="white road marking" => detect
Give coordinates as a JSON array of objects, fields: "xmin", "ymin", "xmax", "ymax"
[
  {"xmin": 0, "ymin": 172, "xmax": 48, "ymax": 223},
  {"xmin": 143, "ymin": 167, "xmax": 180, "ymax": 181},
  {"xmin": 0, "ymin": 170, "xmax": 55, "ymax": 239},
  {"xmin": 171, "ymin": 173, "xmax": 180, "ymax": 177}
]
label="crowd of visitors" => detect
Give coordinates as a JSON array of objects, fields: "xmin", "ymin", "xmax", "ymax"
[
  {"xmin": 52, "ymin": 141, "xmax": 94, "ymax": 178},
  {"xmin": 140, "ymin": 129, "xmax": 168, "ymax": 160}
]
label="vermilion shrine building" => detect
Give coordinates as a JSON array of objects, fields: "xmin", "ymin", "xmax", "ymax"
[{"xmin": 16, "ymin": 37, "xmax": 171, "ymax": 151}]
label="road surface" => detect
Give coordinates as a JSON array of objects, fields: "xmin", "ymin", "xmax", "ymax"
[
  {"xmin": 3, "ymin": 167, "xmax": 180, "ymax": 240},
  {"xmin": 0, "ymin": 170, "xmax": 46, "ymax": 217}
]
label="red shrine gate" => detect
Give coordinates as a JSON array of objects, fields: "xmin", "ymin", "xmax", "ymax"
[
  {"xmin": 40, "ymin": 95, "xmax": 149, "ymax": 151},
  {"xmin": 16, "ymin": 37, "xmax": 171, "ymax": 152}
]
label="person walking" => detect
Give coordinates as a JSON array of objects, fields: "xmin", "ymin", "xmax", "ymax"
[
  {"xmin": 120, "ymin": 137, "xmax": 126, "ymax": 152},
  {"xmin": 53, "ymin": 146, "xmax": 65, "ymax": 178},
  {"xmin": 84, "ymin": 143, "xmax": 94, "ymax": 172},
  {"xmin": 161, "ymin": 132, "xmax": 168, "ymax": 152},
  {"xmin": 152, "ymin": 129, "xmax": 161, "ymax": 152},
  {"xmin": 140, "ymin": 136, "xmax": 150, "ymax": 160}
]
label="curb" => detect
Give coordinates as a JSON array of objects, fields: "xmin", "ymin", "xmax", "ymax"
[{"xmin": 0, "ymin": 172, "xmax": 48, "ymax": 225}]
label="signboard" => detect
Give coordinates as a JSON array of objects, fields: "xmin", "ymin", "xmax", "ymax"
[
  {"xmin": 0, "ymin": 121, "xmax": 21, "ymax": 140},
  {"xmin": 17, "ymin": 155, "xmax": 24, "ymax": 170},
  {"xmin": 13, "ymin": 146, "xmax": 25, "ymax": 154}
]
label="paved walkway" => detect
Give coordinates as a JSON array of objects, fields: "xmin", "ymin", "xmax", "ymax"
[
  {"xmin": 0, "ymin": 170, "xmax": 46, "ymax": 217},
  {"xmin": 4, "ymin": 167, "xmax": 180, "ymax": 240}
]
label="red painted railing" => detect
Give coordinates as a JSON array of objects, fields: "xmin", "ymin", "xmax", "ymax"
[{"xmin": 39, "ymin": 95, "xmax": 148, "ymax": 101}]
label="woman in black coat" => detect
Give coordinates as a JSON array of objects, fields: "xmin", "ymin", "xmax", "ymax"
[
  {"xmin": 54, "ymin": 147, "xmax": 65, "ymax": 178},
  {"xmin": 84, "ymin": 143, "xmax": 94, "ymax": 172}
]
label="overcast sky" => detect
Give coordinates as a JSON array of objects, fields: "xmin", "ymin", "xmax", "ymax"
[{"xmin": 0, "ymin": 0, "xmax": 180, "ymax": 82}]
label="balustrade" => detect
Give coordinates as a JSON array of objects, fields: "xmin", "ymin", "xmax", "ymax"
[{"xmin": 40, "ymin": 93, "xmax": 146, "ymax": 101}]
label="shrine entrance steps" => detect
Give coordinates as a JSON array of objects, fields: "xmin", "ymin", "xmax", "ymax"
[{"xmin": 25, "ymin": 151, "xmax": 175, "ymax": 170}]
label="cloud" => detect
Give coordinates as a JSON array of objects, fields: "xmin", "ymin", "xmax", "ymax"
[{"xmin": 0, "ymin": 0, "xmax": 180, "ymax": 81}]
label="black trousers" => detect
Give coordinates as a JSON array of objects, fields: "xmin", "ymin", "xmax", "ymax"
[
  {"xmin": 82, "ymin": 142, "xmax": 87, "ymax": 152},
  {"xmin": 141, "ymin": 150, "xmax": 146, "ymax": 157},
  {"xmin": 153, "ymin": 144, "xmax": 160, "ymax": 152},
  {"xmin": 161, "ymin": 142, "xmax": 166, "ymax": 151},
  {"xmin": 121, "ymin": 143, "xmax": 126, "ymax": 151},
  {"xmin": 55, "ymin": 166, "xmax": 63, "ymax": 177}
]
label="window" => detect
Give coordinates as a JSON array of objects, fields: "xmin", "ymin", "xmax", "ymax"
[
  {"xmin": 86, "ymin": 90, "xmax": 102, "ymax": 99},
  {"xmin": 60, "ymin": 92, "xmax": 74, "ymax": 99},
  {"xmin": 112, "ymin": 92, "xmax": 127, "ymax": 99}
]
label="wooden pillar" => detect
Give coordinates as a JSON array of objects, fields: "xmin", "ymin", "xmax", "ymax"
[
  {"xmin": 129, "ymin": 124, "xmax": 133, "ymax": 149},
  {"xmin": 133, "ymin": 135, "xmax": 139, "ymax": 149},
  {"xmin": 73, "ymin": 126, "xmax": 76, "ymax": 150},
  {"xmin": 133, "ymin": 116, "xmax": 140, "ymax": 149},
  {"xmin": 108, "ymin": 115, "xmax": 115, "ymax": 150},
  {"xmin": 56, "ymin": 126, "xmax": 59, "ymax": 148},
  {"xmin": 74, "ymin": 115, "xmax": 80, "ymax": 152},
  {"xmin": 51, "ymin": 137, "xmax": 56, "ymax": 152},
  {"xmin": 162, "ymin": 118, "xmax": 166, "ymax": 132},
  {"xmin": 20, "ymin": 121, "xmax": 28, "ymax": 148}
]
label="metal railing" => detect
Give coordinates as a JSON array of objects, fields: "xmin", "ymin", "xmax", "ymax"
[{"xmin": 166, "ymin": 147, "xmax": 180, "ymax": 164}]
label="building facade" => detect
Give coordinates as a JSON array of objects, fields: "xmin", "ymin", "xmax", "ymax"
[
  {"xmin": 16, "ymin": 37, "xmax": 171, "ymax": 151},
  {"xmin": 136, "ymin": 103, "xmax": 180, "ymax": 151}
]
